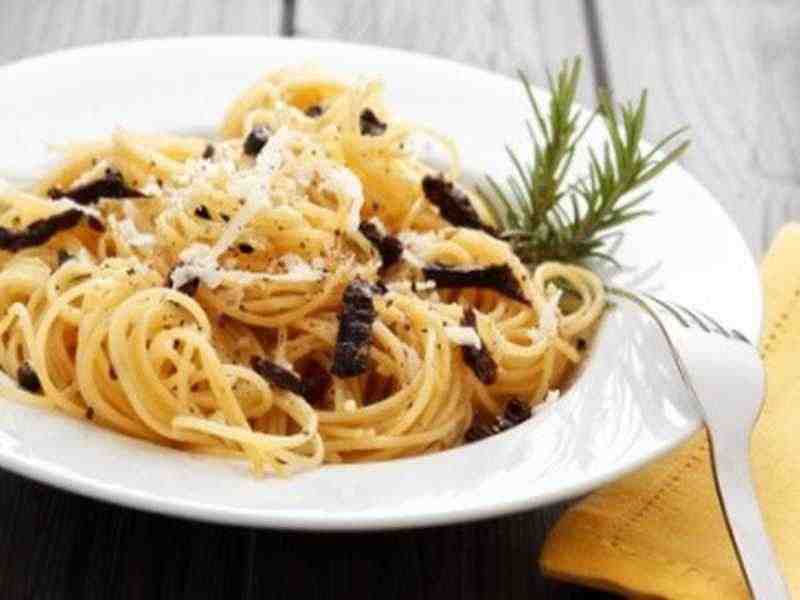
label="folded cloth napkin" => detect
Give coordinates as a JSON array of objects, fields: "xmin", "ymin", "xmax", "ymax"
[{"xmin": 540, "ymin": 224, "xmax": 800, "ymax": 599}]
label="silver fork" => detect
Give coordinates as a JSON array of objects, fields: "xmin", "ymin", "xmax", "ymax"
[{"xmin": 609, "ymin": 288, "xmax": 790, "ymax": 600}]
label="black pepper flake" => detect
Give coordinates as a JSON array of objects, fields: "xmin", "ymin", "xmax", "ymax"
[
  {"xmin": 251, "ymin": 358, "xmax": 331, "ymax": 406},
  {"xmin": 358, "ymin": 221, "xmax": 403, "ymax": 272},
  {"xmin": 243, "ymin": 126, "xmax": 271, "ymax": 156},
  {"xmin": 0, "ymin": 209, "xmax": 98, "ymax": 252},
  {"xmin": 48, "ymin": 167, "xmax": 145, "ymax": 205},
  {"xmin": 194, "ymin": 205, "xmax": 211, "ymax": 220},
  {"xmin": 305, "ymin": 104, "xmax": 324, "ymax": 118},
  {"xmin": 421, "ymin": 174, "xmax": 497, "ymax": 236},
  {"xmin": 359, "ymin": 109, "xmax": 387, "ymax": 136},
  {"xmin": 238, "ymin": 243, "xmax": 254, "ymax": 254},
  {"xmin": 422, "ymin": 264, "xmax": 529, "ymax": 305},
  {"xmin": 202, "ymin": 144, "xmax": 215, "ymax": 159},
  {"xmin": 17, "ymin": 363, "xmax": 41, "ymax": 394},
  {"xmin": 331, "ymin": 279, "xmax": 376, "ymax": 378},
  {"xmin": 460, "ymin": 308, "xmax": 497, "ymax": 385},
  {"xmin": 57, "ymin": 249, "xmax": 73, "ymax": 266},
  {"xmin": 85, "ymin": 406, "xmax": 95, "ymax": 420},
  {"xmin": 576, "ymin": 338, "xmax": 587, "ymax": 351},
  {"xmin": 220, "ymin": 213, "xmax": 230, "ymax": 223}
]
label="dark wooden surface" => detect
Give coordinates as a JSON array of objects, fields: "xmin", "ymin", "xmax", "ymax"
[{"xmin": 1, "ymin": 1, "xmax": 797, "ymax": 598}]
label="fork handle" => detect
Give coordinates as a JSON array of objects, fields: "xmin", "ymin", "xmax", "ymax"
[{"xmin": 707, "ymin": 431, "xmax": 790, "ymax": 599}]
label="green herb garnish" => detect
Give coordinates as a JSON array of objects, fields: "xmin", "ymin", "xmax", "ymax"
[{"xmin": 480, "ymin": 58, "xmax": 689, "ymax": 267}]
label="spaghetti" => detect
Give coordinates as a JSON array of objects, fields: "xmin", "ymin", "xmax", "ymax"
[{"xmin": 0, "ymin": 66, "xmax": 605, "ymax": 476}]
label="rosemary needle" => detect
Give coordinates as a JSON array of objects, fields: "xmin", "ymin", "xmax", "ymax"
[{"xmin": 479, "ymin": 57, "xmax": 689, "ymax": 268}]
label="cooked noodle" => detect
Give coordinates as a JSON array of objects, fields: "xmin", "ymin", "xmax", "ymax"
[{"xmin": 0, "ymin": 66, "xmax": 604, "ymax": 476}]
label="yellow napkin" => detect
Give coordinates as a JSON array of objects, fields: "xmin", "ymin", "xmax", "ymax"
[{"xmin": 540, "ymin": 224, "xmax": 800, "ymax": 599}]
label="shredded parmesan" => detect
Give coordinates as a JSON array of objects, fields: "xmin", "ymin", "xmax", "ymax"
[
  {"xmin": 139, "ymin": 176, "xmax": 162, "ymax": 197},
  {"xmin": 50, "ymin": 198, "xmax": 102, "ymax": 220},
  {"xmin": 399, "ymin": 231, "xmax": 438, "ymax": 267},
  {"xmin": 212, "ymin": 127, "xmax": 296, "ymax": 258},
  {"xmin": 261, "ymin": 254, "xmax": 323, "ymax": 283},
  {"xmin": 387, "ymin": 279, "xmax": 436, "ymax": 293},
  {"xmin": 170, "ymin": 246, "xmax": 324, "ymax": 291},
  {"xmin": 538, "ymin": 285, "xmax": 563, "ymax": 337},
  {"xmin": 444, "ymin": 325, "xmax": 482, "ymax": 349},
  {"xmin": 171, "ymin": 244, "xmax": 225, "ymax": 290},
  {"xmin": 117, "ymin": 218, "xmax": 155, "ymax": 248},
  {"xmin": 319, "ymin": 164, "xmax": 364, "ymax": 231}
]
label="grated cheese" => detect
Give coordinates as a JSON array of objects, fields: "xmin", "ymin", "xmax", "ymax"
[
  {"xmin": 50, "ymin": 198, "xmax": 102, "ymax": 220},
  {"xmin": 117, "ymin": 218, "xmax": 155, "ymax": 248},
  {"xmin": 260, "ymin": 254, "xmax": 324, "ymax": 283},
  {"xmin": 444, "ymin": 325, "xmax": 482, "ymax": 349},
  {"xmin": 538, "ymin": 285, "xmax": 563, "ymax": 337},
  {"xmin": 318, "ymin": 164, "xmax": 364, "ymax": 232},
  {"xmin": 211, "ymin": 127, "xmax": 296, "ymax": 258},
  {"xmin": 139, "ymin": 176, "xmax": 162, "ymax": 197},
  {"xmin": 171, "ymin": 244, "xmax": 225, "ymax": 290},
  {"xmin": 398, "ymin": 231, "xmax": 439, "ymax": 268},
  {"xmin": 387, "ymin": 279, "xmax": 437, "ymax": 293}
]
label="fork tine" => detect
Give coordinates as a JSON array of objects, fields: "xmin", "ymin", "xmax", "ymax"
[
  {"xmin": 672, "ymin": 303, "xmax": 715, "ymax": 333},
  {"xmin": 643, "ymin": 294, "xmax": 691, "ymax": 328},
  {"xmin": 695, "ymin": 309, "xmax": 733, "ymax": 337},
  {"xmin": 609, "ymin": 287, "xmax": 750, "ymax": 344},
  {"xmin": 731, "ymin": 329, "xmax": 751, "ymax": 344}
]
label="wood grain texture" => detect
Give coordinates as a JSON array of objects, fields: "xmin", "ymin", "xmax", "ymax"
[
  {"xmin": 2, "ymin": 1, "xmax": 795, "ymax": 599},
  {"xmin": 296, "ymin": 0, "xmax": 600, "ymax": 104},
  {"xmin": 596, "ymin": 0, "xmax": 800, "ymax": 254},
  {"xmin": 0, "ymin": 0, "xmax": 281, "ymax": 64}
]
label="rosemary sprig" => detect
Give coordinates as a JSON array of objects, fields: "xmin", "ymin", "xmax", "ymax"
[{"xmin": 480, "ymin": 58, "xmax": 689, "ymax": 267}]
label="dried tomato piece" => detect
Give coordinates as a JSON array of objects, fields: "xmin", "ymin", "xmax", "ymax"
[
  {"xmin": 422, "ymin": 264, "xmax": 529, "ymax": 304},
  {"xmin": 251, "ymin": 358, "xmax": 306, "ymax": 398},
  {"xmin": 460, "ymin": 308, "xmax": 497, "ymax": 385},
  {"xmin": 358, "ymin": 221, "xmax": 403, "ymax": 272},
  {"xmin": 331, "ymin": 279, "xmax": 376, "ymax": 378},
  {"xmin": 252, "ymin": 358, "xmax": 332, "ymax": 406},
  {"xmin": 17, "ymin": 363, "xmax": 42, "ymax": 394},
  {"xmin": 0, "ymin": 209, "xmax": 99, "ymax": 252},
  {"xmin": 421, "ymin": 174, "xmax": 497, "ymax": 236},
  {"xmin": 48, "ymin": 167, "xmax": 144, "ymax": 205}
]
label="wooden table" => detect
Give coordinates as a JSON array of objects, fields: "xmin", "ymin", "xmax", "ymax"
[{"xmin": 0, "ymin": 1, "xmax": 797, "ymax": 598}]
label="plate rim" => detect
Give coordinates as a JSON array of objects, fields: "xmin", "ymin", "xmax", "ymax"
[{"xmin": 0, "ymin": 35, "xmax": 762, "ymax": 530}]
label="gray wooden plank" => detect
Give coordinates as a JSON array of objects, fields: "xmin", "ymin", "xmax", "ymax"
[
  {"xmin": 596, "ymin": 0, "xmax": 800, "ymax": 255},
  {"xmin": 296, "ymin": 0, "xmax": 600, "ymax": 104},
  {"xmin": 0, "ymin": 471, "xmax": 253, "ymax": 600},
  {"xmin": 247, "ymin": 509, "xmax": 616, "ymax": 600},
  {"xmin": 0, "ymin": 0, "xmax": 282, "ymax": 64}
]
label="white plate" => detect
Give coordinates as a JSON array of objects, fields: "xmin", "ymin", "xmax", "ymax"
[{"xmin": 0, "ymin": 37, "xmax": 760, "ymax": 530}]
